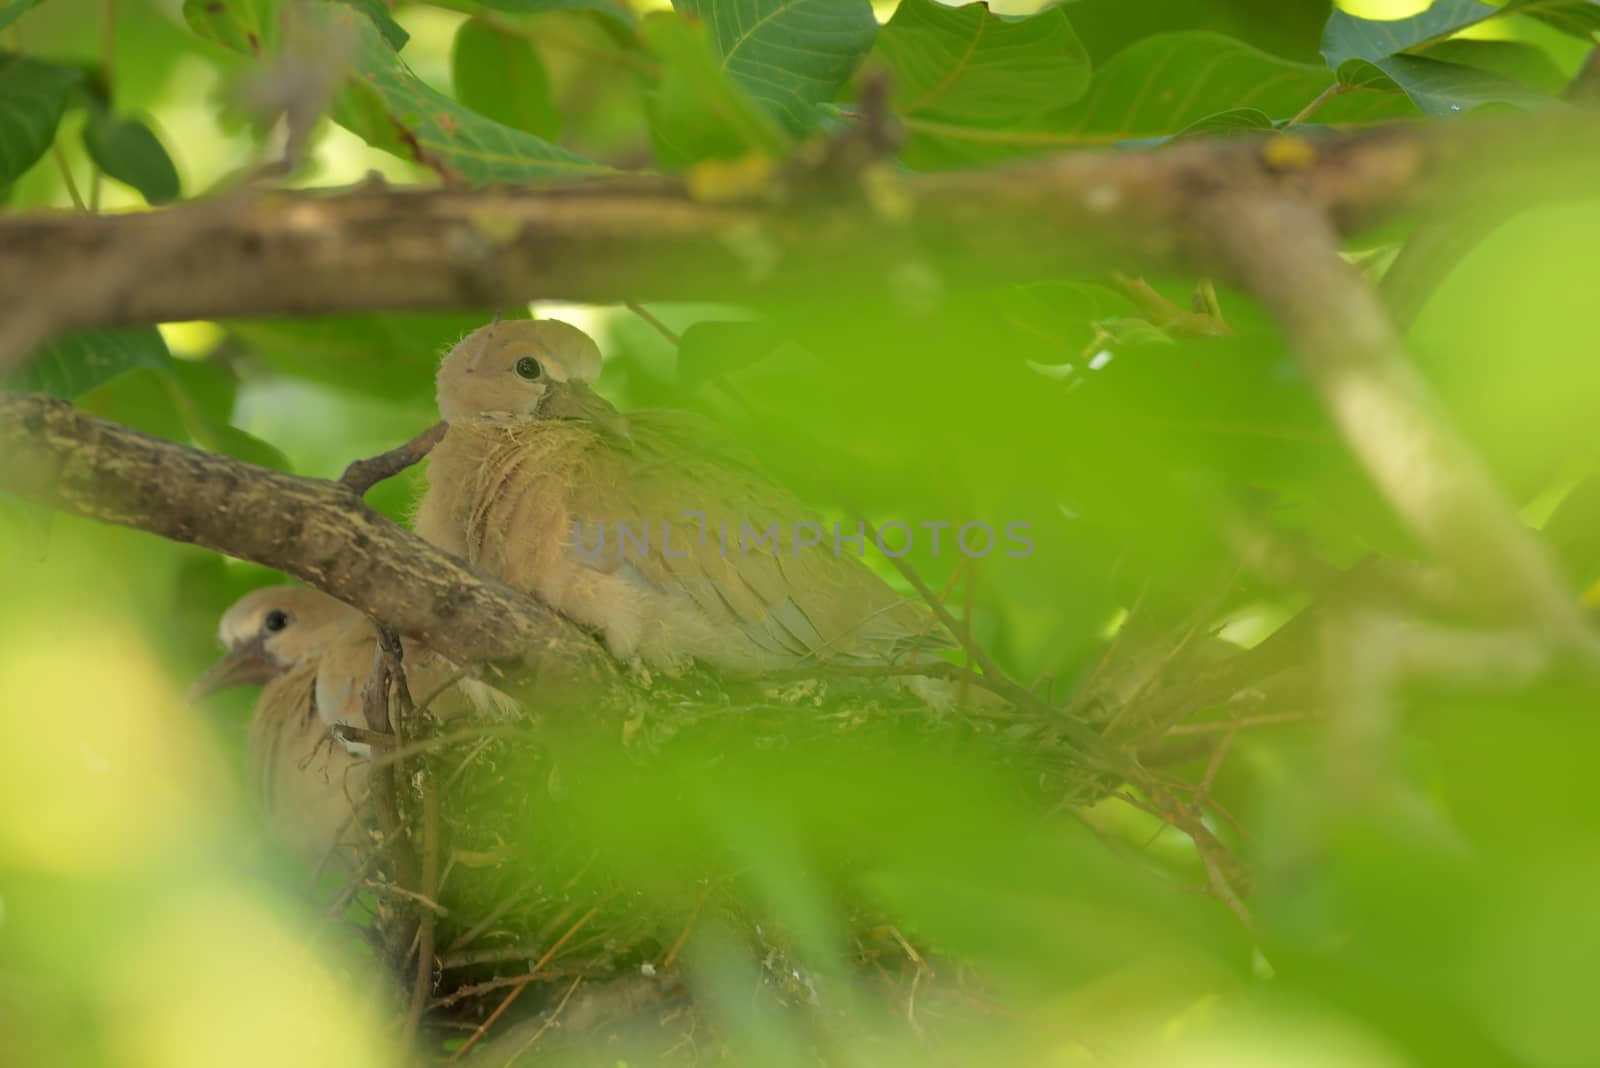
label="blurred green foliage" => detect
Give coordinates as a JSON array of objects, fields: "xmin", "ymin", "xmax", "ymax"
[{"xmin": 4, "ymin": 0, "xmax": 1600, "ymax": 1065}]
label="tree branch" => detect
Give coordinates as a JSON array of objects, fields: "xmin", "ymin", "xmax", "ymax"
[
  {"xmin": 1, "ymin": 114, "xmax": 1597, "ymax": 374},
  {"xmin": 0, "ymin": 393, "xmax": 610, "ymax": 677}
]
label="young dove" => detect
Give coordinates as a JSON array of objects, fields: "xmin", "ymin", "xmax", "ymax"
[
  {"xmin": 415, "ymin": 319, "xmax": 948, "ymax": 674},
  {"xmin": 191, "ymin": 586, "xmax": 371, "ymax": 869},
  {"xmin": 192, "ymin": 586, "xmax": 514, "ymax": 869}
]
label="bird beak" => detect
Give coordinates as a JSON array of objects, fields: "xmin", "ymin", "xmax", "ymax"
[
  {"xmin": 559, "ymin": 382, "xmax": 633, "ymax": 444},
  {"xmin": 188, "ymin": 637, "xmax": 281, "ymax": 703}
]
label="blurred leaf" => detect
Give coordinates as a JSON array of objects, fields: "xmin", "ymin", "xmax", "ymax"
[
  {"xmin": 181, "ymin": 0, "xmax": 278, "ymax": 55},
  {"xmin": 6, "ymin": 327, "xmax": 172, "ymax": 399},
  {"xmin": 336, "ymin": 0, "xmax": 408, "ymax": 50},
  {"xmin": 476, "ymin": 0, "xmax": 637, "ymax": 32},
  {"xmin": 0, "ymin": 52, "xmax": 83, "ymax": 185},
  {"xmin": 225, "ymin": 312, "xmax": 495, "ymax": 404},
  {"xmin": 81, "ymin": 109, "xmax": 182, "ymax": 204},
  {"xmin": 0, "ymin": 0, "xmax": 41, "ymax": 34},
  {"xmin": 1334, "ymin": 54, "xmax": 1553, "ymax": 116},
  {"xmin": 676, "ymin": 319, "xmax": 783, "ymax": 387},
  {"xmin": 672, "ymin": 0, "xmax": 878, "ymax": 135},
  {"xmin": 332, "ymin": 6, "xmax": 604, "ymax": 183},
  {"xmin": 875, "ymin": 0, "xmax": 1090, "ymax": 123},
  {"xmin": 166, "ymin": 362, "xmax": 293, "ymax": 471},
  {"xmin": 642, "ymin": 12, "xmax": 788, "ymax": 167},
  {"xmin": 451, "ymin": 16, "xmax": 559, "ymax": 140}
]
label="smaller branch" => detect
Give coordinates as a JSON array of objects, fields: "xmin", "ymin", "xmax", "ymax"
[
  {"xmin": 624, "ymin": 302, "xmax": 682, "ymax": 347},
  {"xmin": 1201, "ymin": 195, "xmax": 1599, "ymax": 659},
  {"xmin": 51, "ymin": 145, "xmax": 88, "ymax": 213},
  {"xmin": 1287, "ymin": 82, "xmax": 1348, "ymax": 127},
  {"xmin": 340, "ymin": 420, "xmax": 446, "ymax": 496}
]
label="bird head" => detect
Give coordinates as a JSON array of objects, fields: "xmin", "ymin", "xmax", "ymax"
[
  {"xmin": 436, "ymin": 319, "xmax": 632, "ymax": 442},
  {"xmin": 189, "ymin": 586, "xmax": 361, "ymax": 701}
]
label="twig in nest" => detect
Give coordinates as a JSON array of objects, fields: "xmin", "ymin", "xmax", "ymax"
[
  {"xmin": 431, "ymin": 905, "xmax": 600, "ymax": 1011},
  {"xmin": 340, "ymin": 420, "xmax": 448, "ymax": 497},
  {"xmin": 449, "ymin": 976, "xmax": 533, "ymax": 1063},
  {"xmin": 661, "ymin": 880, "xmax": 714, "ymax": 972},
  {"xmin": 403, "ymin": 775, "xmax": 441, "ymax": 1047}
]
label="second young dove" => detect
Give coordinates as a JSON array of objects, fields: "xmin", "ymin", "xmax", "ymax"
[
  {"xmin": 415, "ymin": 319, "xmax": 948, "ymax": 673},
  {"xmin": 192, "ymin": 585, "xmax": 513, "ymax": 869}
]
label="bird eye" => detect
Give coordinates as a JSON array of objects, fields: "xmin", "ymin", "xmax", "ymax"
[
  {"xmin": 263, "ymin": 609, "xmax": 290, "ymax": 633},
  {"xmin": 514, "ymin": 356, "xmax": 543, "ymax": 380}
]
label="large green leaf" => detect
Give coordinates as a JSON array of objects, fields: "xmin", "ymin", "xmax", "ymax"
[
  {"xmin": 1335, "ymin": 53, "xmax": 1553, "ymax": 116},
  {"xmin": 1321, "ymin": 0, "xmax": 1500, "ymax": 66},
  {"xmin": 672, "ymin": 0, "xmax": 878, "ymax": 135},
  {"xmin": 642, "ymin": 11, "xmax": 789, "ymax": 168},
  {"xmin": 81, "ymin": 110, "xmax": 182, "ymax": 205},
  {"xmin": 6, "ymin": 327, "xmax": 172, "ymax": 399},
  {"xmin": 1505, "ymin": 0, "xmax": 1600, "ymax": 39},
  {"xmin": 874, "ymin": 0, "xmax": 1090, "ymax": 127},
  {"xmin": 181, "ymin": 0, "xmax": 278, "ymax": 55},
  {"xmin": 452, "ymin": 17, "xmax": 559, "ymax": 140},
  {"xmin": 1060, "ymin": 31, "xmax": 1407, "ymax": 141},
  {"xmin": 0, "ymin": 53, "xmax": 83, "ymax": 185},
  {"xmin": 1323, "ymin": 0, "xmax": 1600, "ymax": 71},
  {"xmin": 333, "ymin": 6, "xmax": 604, "ymax": 182}
]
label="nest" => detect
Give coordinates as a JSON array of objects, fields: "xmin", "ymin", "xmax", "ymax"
[{"xmin": 321, "ymin": 605, "xmax": 1296, "ymax": 1064}]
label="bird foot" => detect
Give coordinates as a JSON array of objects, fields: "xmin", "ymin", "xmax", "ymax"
[{"xmin": 329, "ymin": 723, "xmax": 391, "ymax": 758}]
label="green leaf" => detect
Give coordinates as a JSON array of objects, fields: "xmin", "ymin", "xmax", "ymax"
[
  {"xmin": 6, "ymin": 327, "xmax": 172, "ymax": 399},
  {"xmin": 1060, "ymin": 32, "xmax": 1408, "ymax": 142},
  {"xmin": 0, "ymin": 52, "xmax": 83, "ymax": 185},
  {"xmin": 642, "ymin": 11, "xmax": 789, "ymax": 168},
  {"xmin": 0, "ymin": 0, "xmax": 41, "ymax": 35},
  {"xmin": 1177, "ymin": 106, "xmax": 1274, "ymax": 137},
  {"xmin": 672, "ymin": 0, "xmax": 878, "ymax": 135},
  {"xmin": 81, "ymin": 110, "xmax": 182, "ymax": 205},
  {"xmin": 1321, "ymin": 0, "xmax": 1501, "ymax": 67},
  {"xmin": 337, "ymin": 0, "xmax": 408, "ymax": 50},
  {"xmin": 333, "ymin": 6, "xmax": 605, "ymax": 182},
  {"xmin": 452, "ymin": 16, "xmax": 559, "ymax": 140},
  {"xmin": 1505, "ymin": 0, "xmax": 1600, "ymax": 39},
  {"xmin": 874, "ymin": 0, "xmax": 1090, "ymax": 158},
  {"xmin": 476, "ymin": 0, "xmax": 637, "ymax": 32},
  {"xmin": 1425, "ymin": 38, "xmax": 1570, "ymax": 95},
  {"xmin": 1322, "ymin": 0, "xmax": 1600, "ymax": 72},
  {"xmin": 181, "ymin": 0, "xmax": 279, "ymax": 55},
  {"xmin": 1335, "ymin": 54, "xmax": 1552, "ymax": 116}
]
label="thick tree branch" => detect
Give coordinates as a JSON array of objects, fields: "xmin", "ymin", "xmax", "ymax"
[
  {"xmin": 0, "ymin": 114, "xmax": 1596, "ymax": 371},
  {"xmin": 0, "ymin": 394, "xmax": 609, "ymax": 677}
]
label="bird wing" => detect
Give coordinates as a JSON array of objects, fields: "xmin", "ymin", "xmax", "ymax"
[{"xmin": 576, "ymin": 410, "xmax": 949, "ymax": 666}]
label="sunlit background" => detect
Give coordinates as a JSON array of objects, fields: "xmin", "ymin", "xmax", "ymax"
[{"xmin": 5, "ymin": 0, "xmax": 1600, "ymax": 1064}]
